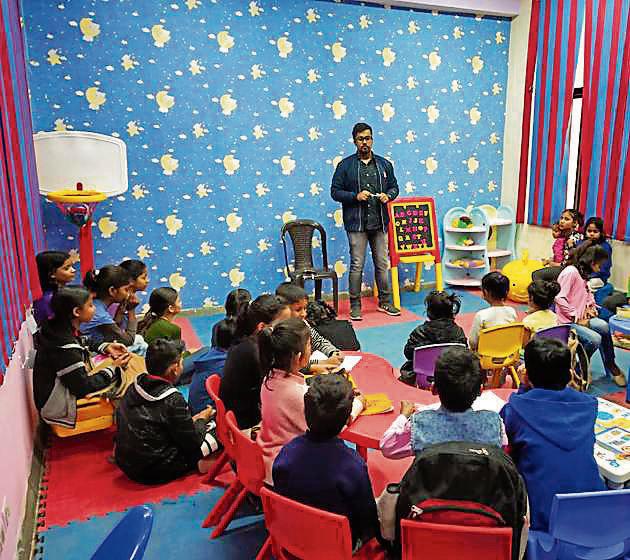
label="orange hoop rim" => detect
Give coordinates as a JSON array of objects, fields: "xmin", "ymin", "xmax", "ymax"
[{"xmin": 47, "ymin": 189, "xmax": 106, "ymax": 203}]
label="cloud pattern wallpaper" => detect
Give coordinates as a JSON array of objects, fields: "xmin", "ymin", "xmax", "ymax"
[{"xmin": 22, "ymin": 0, "xmax": 510, "ymax": 309}]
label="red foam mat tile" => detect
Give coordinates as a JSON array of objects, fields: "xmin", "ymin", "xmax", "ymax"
[
  {"xmin": 336, "ymin": 297, "xmax": 421, "ymax": 329},
  {"xmin": 40, "ymin": 427, "xmax": 222, "ymax": 529},
  {"xmin": 173, "ymin": 316, "xmax": 203, "ymax": 349}
]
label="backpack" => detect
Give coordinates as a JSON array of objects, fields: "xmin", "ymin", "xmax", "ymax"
[
  {"xmin": 568, "ymin": 329, "xmax": 591, "ymax": 392},
  {"xmin": 306, "ymin": 300, "xmax": 360, "ymax": 351},
  {"xmin": 394, "ymin": 441, "xmax": 528, "ymax": 560}
]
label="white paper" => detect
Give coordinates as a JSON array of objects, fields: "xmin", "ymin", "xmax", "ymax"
[
  {"xmin": 415, "ymin": 391, "xmax": 506, "ymax": 413},
  {"xmin": 309, "ymin": 351, "xmax": 362, "ymax": 372},
  {"xmin": 340, "ymin": 355, "xmax": 362, "ymax": 372}
]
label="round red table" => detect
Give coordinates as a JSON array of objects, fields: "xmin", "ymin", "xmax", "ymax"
[{"xmin": 341, "ymin": 352, "xmax": 514, "ymax": 459}]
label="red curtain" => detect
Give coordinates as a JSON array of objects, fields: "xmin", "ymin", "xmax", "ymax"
[
  {"xmin": 0, "ymin": 0, "xmax": 44, "ymax": 372},
  {"xmin": 578, "ymin": 0, "xmax": 630, "ymax": 240}
]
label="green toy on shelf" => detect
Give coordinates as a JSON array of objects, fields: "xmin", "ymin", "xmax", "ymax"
[{"xmin": 451, "ymin": 215, "xmax": 474, "ymax": 229}]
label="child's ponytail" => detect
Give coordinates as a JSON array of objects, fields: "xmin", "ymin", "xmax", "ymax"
[
  {"xmin": 425, "ymin": 290, "xmax": 461, "ymax": 320},
  {"xmin": 138, "ymin": 287, "xmax": 178, "ymax": 335},
  {"xmin": 258, "ymin": 318, "xmax": 310, "ymax": 383},
  {"xmin": 83, "ymin": 265, "xmax": 131, "ymax": 300}
]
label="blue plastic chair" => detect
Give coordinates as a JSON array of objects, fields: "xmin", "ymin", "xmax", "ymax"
[
  {"xmin": 527, "ymin": 490, "xmax": 630, "ymax": 560},
  {"xmin": 413, "ymin": 343, "xmax": 466, "ymax": 389},
  {"xmin": 534, "ymin": 325, "xmax": 571, "ymax": 344},
  {"xmin": 91, "ymin": 505, "xmax": 154, "ymax": 560}
]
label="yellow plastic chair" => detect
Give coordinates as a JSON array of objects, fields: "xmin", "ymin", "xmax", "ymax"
[
  {"xmin": 51, "ymin": 396, "xmax": 114, "ymax": 437},
  {"xmin": 477, "ymin": 323, "xmax": 525, "ymax": 388}
]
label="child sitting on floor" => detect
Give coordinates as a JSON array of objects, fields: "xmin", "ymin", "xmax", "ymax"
[
  {"xmin": 33, "ymin": 286, "xmax": 130, "ymax": 428},
  {"xmin": 114, "ymin": 260, "xmax": 150, "ymax": 355},
  {"xmin": 468, "ymin": 271, "xmax": 517, "ymax": 351},
  {"xmin": 81, "ymin": 265, "xmax": 147, "ymax": 356},
  {"xmin": 188, "ymin": 318, "xmax": 236, "ymax": 415},
  {"xmin": 33, "ymin": 251, "xmax": 76, "ymax": 325},
  {"xmin": 273, "ymin": 374, "xmax": 379, "ymax": 549},
  {"xmin": 115, "ymin": 338, "xmax": 219, "ymax": 485},
  {"xmin": 380, "ymin": 346, "xmax": 506, "ymax": 459},
  {"xmin": 522, "ymin": 280, "xmax": 560, "ymax": 334},
  {"xmin": 500, "ymin": 338, "xmax": 605, "ymax": 531},
  {"xmin": 275, "ymin": 282, "xmax": 343, "ymax": 373},
  {"xmin": 399, "ymin": 290, "xmax": 467, "ymax": 385},
  {"xmin": 257, "ymin": 318, "xmax": 365, "ymax": 484}
]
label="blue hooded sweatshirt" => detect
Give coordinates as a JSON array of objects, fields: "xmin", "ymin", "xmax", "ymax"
[{"xmin": 500, "ymin": 387, "xmax": 605, "ymax": 531}]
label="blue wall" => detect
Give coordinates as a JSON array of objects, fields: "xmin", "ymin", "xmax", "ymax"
[{"xmin": 22, "ymin": 0, "xmax": 509, "ymax": 309}]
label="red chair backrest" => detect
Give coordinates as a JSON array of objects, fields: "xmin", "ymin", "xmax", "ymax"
[
  {"xmin": 400, "ymin": 520, "xmax": 512, "ymax": 560},
  {"xmin": 224, "ymin": 411, "xmax": 265, "ymax": 495},
  {"xmin": 205, "ymin": 375, "xmax": 234, "ymax": 458},
  {"xmin": 260, "ymin": 487, "xmax": 354, "ymax": 560}
]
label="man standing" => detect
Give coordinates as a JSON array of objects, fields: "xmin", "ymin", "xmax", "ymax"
[{"xmin": 331, "ymin": 123, "xmax": 400, "ymax": 321}]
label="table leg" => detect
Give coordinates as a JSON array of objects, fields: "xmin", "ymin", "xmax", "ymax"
[
  {"xmin": 357, "ymin": 445, "xmax": 368, "ymax": 461},
  {"xmin": 391, "ymin": 266, "xmax": 400, "ymax": 309}
]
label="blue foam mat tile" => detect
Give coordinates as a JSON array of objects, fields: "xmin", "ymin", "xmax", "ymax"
[
  {"xmin": 400, "ymin": 287, "xmax": 487, "ymax": 316},
  {"xmin": 186, "ymin": 314, "xmax": 224, "ymax": 344},
  {"xmin": 356, "ymin": 321, "xmax": 418, "ymax": 367},
  {"xmin": 39, "ymin": 490, "xmax": 267, "ymax": 560}
]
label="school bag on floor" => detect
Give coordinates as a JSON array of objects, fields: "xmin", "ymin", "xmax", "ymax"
[
  {"xmin": 306, "ymin": 300, "xmax": 360, "ymax": 351},
  {"xmin": 567, "ymin": 329, "xmax": 591, "ymax": 392},
  {"xmin": 393, "ymin": 441, "xmax": 528, "ymax": 560}
]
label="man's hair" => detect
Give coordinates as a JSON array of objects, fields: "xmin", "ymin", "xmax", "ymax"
[
  {"xmin": 275, "ymin": 281, "xmax": 308, "ymax": 304},
  {"xmin": 524, "ymin": 338, "xmax": 571, "ymax": 390},
  {"xmin": 352, "ymin": 122, "xmax": 373, "ymax": 140},
  {"xmin": 304, "ymin": 374, "xmax": 354, "ymax": 439},
  {"xmin": 434, "ymin": 347, "xmax": 485, "ymax": 412},
  {"xmin": 145, "ymin": 338, "xmax": 185, "ymax": 377}
]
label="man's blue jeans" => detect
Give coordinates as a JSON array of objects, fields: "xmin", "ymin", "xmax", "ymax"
[{"xmin": 347, "ymin": 230, "xmax": 391, "ymax": 308}]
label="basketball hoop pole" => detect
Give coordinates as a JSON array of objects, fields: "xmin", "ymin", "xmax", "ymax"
[{"xmin": 46, "ymin": 184, "xmax": 105, "ymax": 275}]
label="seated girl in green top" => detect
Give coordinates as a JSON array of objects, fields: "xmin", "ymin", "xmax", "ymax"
[
  {"xmin": 138, "ymin": 287, "xmax": 183, "ymax": 344},
  {"xmin": 138, "ymin": 288, "xmax": 207, "ymax": 384}
]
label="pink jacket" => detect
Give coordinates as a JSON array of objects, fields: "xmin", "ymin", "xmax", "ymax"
[
  {"xmin": 555, "ymin": 265, "xmax": 595, "ymax": 324},
  {"xmin": 258, "ymin": 370, "xmax": 308, "ymax": 484}
]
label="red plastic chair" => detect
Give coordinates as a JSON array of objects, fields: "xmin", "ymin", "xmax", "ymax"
[
  {"xmin": 400, "ymin": 520, "xmax": 512, "ymax": 560},
  {"xmin": 201, "ymin": 375, "xmax": 237, "ymax": 529},
  {"xmin": 259, "ymin": 487, "xmax": 385, "ymax": 560},
  {"xmin": 207, "ymin": 411, "xmax": 268, "ymax": 545}
]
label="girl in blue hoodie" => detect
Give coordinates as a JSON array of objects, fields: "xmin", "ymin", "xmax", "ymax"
[{"xmin": 500, "ymin": 338, "xmax": 605, "ymax": 531}]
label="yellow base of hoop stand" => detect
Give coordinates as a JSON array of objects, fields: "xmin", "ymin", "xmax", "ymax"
[{"xmin": 373, "ymin": 255, "xmax": 444, "ymax": 309}]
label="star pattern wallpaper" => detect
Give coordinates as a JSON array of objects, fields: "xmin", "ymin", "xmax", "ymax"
[{"xmin": 22, "ymin": 0, "xmax": 510, "ymax": 309}]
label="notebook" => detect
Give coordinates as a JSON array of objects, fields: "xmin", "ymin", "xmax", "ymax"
[{"xmin": 360, "ymin": 393, "xmax": 394, "ymax": 416}]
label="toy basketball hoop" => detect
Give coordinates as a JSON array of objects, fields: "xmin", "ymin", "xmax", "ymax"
[
  {"xmin": 47, "ymin": 185, "xmax": 106, "ymax": 273},
  {"xmin": 34, "ymin": 131, "xmax": 128, "ymax": 274}
]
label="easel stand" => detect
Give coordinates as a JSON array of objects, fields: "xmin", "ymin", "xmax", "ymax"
[{"xmin": 382, "ymin": 197, "xmax": 443, "ymax": 308}]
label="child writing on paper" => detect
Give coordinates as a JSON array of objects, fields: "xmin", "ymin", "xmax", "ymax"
[
  {"xmin": 399, "ymin": 290, "xmax": 467, "ymax": 385},
  {"xmin": 257, "ymin": 318, "xmax": 365, "ymax": 484},
  {"xmin": 275, "ymin": 282, "xmax": 345, "ymax": 373},
  {"xmin": 468, "ymin": 271, "xmax": 517, "ymax": 351},
  {"xmin": 273, "ymin": 374, "xmax": 379, "ymax": 549},
  {"xmin": 380, "ymin": 346, "xmax": 506, "ymax": 459}
]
